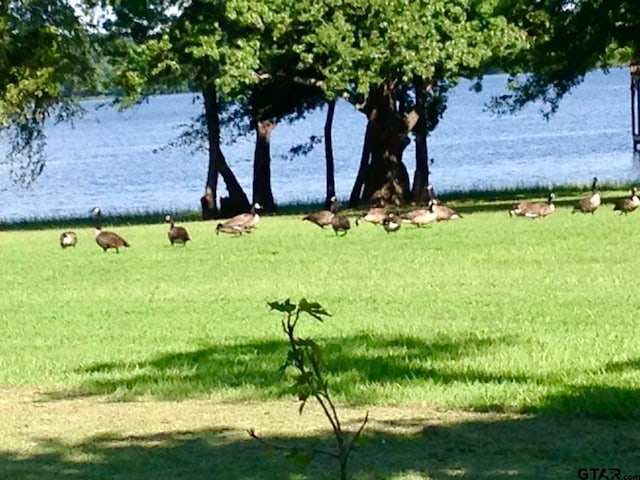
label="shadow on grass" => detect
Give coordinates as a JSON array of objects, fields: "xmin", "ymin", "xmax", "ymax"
[
  {"xmin": 43, "ymin": 335, "xmax": 640, "ymax": 419},
  {"xmin": 51, "ymin": 333, "xmax": 521, "ymax": 402},
  {"xmin": 2, "ymin": 411, "xmax": 639, "ymax": 480}
]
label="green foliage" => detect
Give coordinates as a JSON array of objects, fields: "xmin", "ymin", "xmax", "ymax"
[
  {"xmin": 0, "ymin": 0, "xmax": 95, "ymax": 183},
  {"xmin": 492, "ymin": 0, "xmax": 639, "ymax": 116},
  {"xmin": 265, "ymin": 298, "xmax": 366, "ymax": 480}
]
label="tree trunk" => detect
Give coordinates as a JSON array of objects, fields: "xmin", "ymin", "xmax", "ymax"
[
  {"xmin": 217, "ymin": 146, "xmax": 250, "ymax": 217},
  {"xmin": 253, "ymin": 120, "xmax": 276, "ymax": 213},
  {"xmin": 202, "ymin": 84, "xmax": 250, "ymax": 219},
  {"xmin": 359, "ymin": 82, "xmax": 417, "ymax": 206},
  {"xmin": 412, "ymin": 130, "xmax": 429, "ymax": 204},
  {"xmin": 201, "ymin": 85, "xmax": 219, "ymax": 220},
  {"xmin": 412, "ymin": 78, "xmax": 431, "ymax": 204},
  {"xmin": 324, "ymin": 99, "xmax": 336, "ymax": 209},
  {"xmin": 348, "ymin": 119, "xmax": 372, "ymax": 207}
]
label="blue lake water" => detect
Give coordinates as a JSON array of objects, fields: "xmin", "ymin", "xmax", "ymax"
[{"xmin": 0, "ymin": 67, "xmax": 638, "ymax": 222}]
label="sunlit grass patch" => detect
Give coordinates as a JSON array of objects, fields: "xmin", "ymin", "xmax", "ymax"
[{"xmin": 1, "ymin": 193, "xmax": 640, "ymax": 417}]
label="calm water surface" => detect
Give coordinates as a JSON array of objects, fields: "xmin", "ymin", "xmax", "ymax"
[{"xmin": 0, "ymin": 67, "xmax": 638, "ymax": 221}]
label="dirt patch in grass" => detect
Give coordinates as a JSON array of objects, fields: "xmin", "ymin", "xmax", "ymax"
[{"xmin": 1, "ymin": 387, "xmax": 639, "ymax": 479}]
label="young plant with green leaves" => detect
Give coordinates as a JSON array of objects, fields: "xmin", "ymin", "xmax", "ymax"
[{"xmin": 250, "ymin": 298, "xmax": 368, "ymax": 480}]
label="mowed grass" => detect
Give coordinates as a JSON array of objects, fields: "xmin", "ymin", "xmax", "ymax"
[{"xmin": 1, "ymin": 196, "xmax": 640, "ymax": 418}]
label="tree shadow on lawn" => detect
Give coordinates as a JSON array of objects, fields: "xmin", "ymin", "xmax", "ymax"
[
  {"xmin": 46, "ymin": 334, "xmax": 640, "ymax": 419},
  {"xmin": 2, "ymin": 404, "xmax": 640, "ymax": 480},
  {"xmin": 50, "ymin": 333, "xmax": 523, "ymax": 402}
]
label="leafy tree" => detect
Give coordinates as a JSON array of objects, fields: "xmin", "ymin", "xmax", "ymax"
[
  {"xmin": 93, "ymin": 0, "xmax": 266, "ymax": 217},
  {"xmin": 0, "ymin": 0, "xmax": 95, "ymax": 184},
  {"xmin": 296, "ymin": 0, "xmax": 528, "ymax": 205},
  {"xmin": 492, "ymin": 0, "xmax": 639, "ymax": 116}
]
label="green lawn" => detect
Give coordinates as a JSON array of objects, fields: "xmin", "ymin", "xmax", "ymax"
[{"xmin": 1, "ymin": 195, "xmax": 640, "ymax": 417}]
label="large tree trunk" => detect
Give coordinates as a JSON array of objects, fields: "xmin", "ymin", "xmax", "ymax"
[
  {"xmin": 412, "ymin": 78, "xmax": 432, "ymax": 204},
  {"xmin": 202, "ymin": 84, "xmax": 250, "ymax": 219},
  {"xmin": 412, "ymin": 129, "xmax": 430, "ymax": 204},
  {"xmin": 348, "ymin": 120, "xmax": 372, "ymax": 207},
  {"xmin": 201, "ymin": 85, "xmax": 219, "ymax": 220},
  {"xmin": 253, "ymin": 119, "xmax": 276, "ymax": 212},
  {"xmin": 324, "ymin": 99, "xmax": 336, "ymax": 209},
  {"xmin": 357, "ymin": 82, "xmax": 418, "ymax": 206}
]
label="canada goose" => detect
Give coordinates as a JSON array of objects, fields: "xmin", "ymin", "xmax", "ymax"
[
  {"xmin": 91, "ymin": 207, "xmax": 130, "ymax": 253},
  {"xmin": 165, "ymin": 214, "xmax": 190, "ymax": 246},
  {"xmin": 572, "ymin": 177, "xmax": 601, "ymax": 214},
  {"xmin": 218, "ymin": 203, "xmax": 262, "ymax": 232},
  {"xmin": 613, "ymin": 187, "xmax": 640, "ymax": 215},
  {"xmin": 401, "ymin": 207, "xmax": 437, "ymax": 227},
  {"xmin": 356, "ymin": 207, "xmax": 388, "ymax": 226},
  {"xmin": 331, "ymin": 213, "xmax": 351, "ymax": 236},
  {"xmin": 426, "ymin": 185, "xmax": 462, "ymax": 221},
  {"xmin": 381, "ymin": 213, "xmax": 401, "ymax": 233},
  {"xmin": 509, "ymin": 193, "xmax": 556, "ymax": 219},
  {"xmin": 430, "ymin": 199, "xmax": 462, "ymax": 221},
  {"xmin": 59, "ymin": 231, "xmax": 77, "ymax": 248},
  {"xmin": 329, "ymin": 197, "xmax": 350, "ymax": 236},
  {"xmin": 215, "ymin": 223, "xmax": 252, "ymax": 236},
  {"xmin": 303, "ymin": 197, "xmax": 337, "ymax": 228}
]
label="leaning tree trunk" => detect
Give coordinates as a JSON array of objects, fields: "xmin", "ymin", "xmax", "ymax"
[
  {"xmin": 357, "ymin": 82, "xmax": 418, "ymax": 206},
  {"xmin": 348, "ymin": 120, "xmax": 372, "ymax": 207},
  {"xmin": 202, "ymin": 84, "xmax": 250, "ymax": 219},
  {"xmin": 253, "ymin": 119, "xmax": 276, "ymax": 213},
  {"xmin": 324, "ymin": 99, "xmax": 336, "ymax": 209}
]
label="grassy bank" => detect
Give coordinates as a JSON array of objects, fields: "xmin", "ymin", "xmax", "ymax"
[{"xmin": 1, "ymin": 188, "xmax": 640, "ymax": 418}]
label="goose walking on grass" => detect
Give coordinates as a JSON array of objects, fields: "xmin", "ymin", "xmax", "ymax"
[
  {"xmin": 216, "ymin": 203, "xmax": 262, "ymax": 233},
  {"xmin": 303, "ymin": 197, "xmax": 337, "ymax": 228},
  {"xmin": 165, "ymin": 214, "xmax": 190, "ymax": 246},
  {"xmin": 572, "ymin": 177, "xmax": 601, "ymax": 214},
  {"xmin": 329, "ymin": 197, "xmax": 350, "ymax": 236},
  {"xmin": 92, "ymin": 207, "xmax": 130, "ymax": 253},
  {"xmin": 509, "ymin": 193, "xmax": 556, "ymax": 219},
  {"xmin": 613, "ymin": 187, "xmax": 640, "ymax": 215},
  {"xmin": 59, "ymin": 231, "xmax": 77, "ymax": 248},
  {"xmin": 401, "ymin": 207, "xmax": 437, "ymax": 227},
  {"xmin": 356, "ymin": 207, "xmax": 388, "ymax": 226}
]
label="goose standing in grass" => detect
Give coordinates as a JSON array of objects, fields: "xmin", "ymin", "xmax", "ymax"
[
  {"xmin": 59, "ymin": 231, "xmax": 77, "ymax": 248},
  {"xmin": 613, "ymin": 187, "xmax": 640, "ymax": 215},
  {"xmin": 509, "ymin": 193, "xmax": 556, "ymax": 219},
  {"xmin": 329, "ymin": 197, "xmax": 350, "ymax": 236},
  {"xmin": 92, "ymin": 207, "xmax": 130, "ymax": 253},
  {"xmin": 401, "ymin": 206, "xmax": 437, "ymax": 227},
  {"xmin": 355, "ymin": 207, "xmax": 388, "ymax": 226},
  {"xmin": 217, "ymin": 203, "xmax": 262, "ymax": 233},
  {"xmin": 426, "ymin": 185, "xmax": 461, "ymax": 221},
  {"xmin": 381, "ymin": 213, "xmax": 401, "ymax": 233},
  {"xmin": 165, "ymin": 214, "xmax": 190, "ymax": 246},
  {"xmin": 302, "ymin": 197, "xmax": 337, "ymax": 228},
  {"xmin": 572, "ymin": 177, "xmax": 601, "ymax": 214}
]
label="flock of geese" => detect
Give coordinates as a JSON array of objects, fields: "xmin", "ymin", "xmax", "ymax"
[{"xmin": 57, "ymin": 179, "xmax": 640, "ymax": 251}]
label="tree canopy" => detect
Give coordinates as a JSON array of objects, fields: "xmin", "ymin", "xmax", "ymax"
[
  {"xmin": 2, "ymin": 0, "xmax": 639, "ymax": 200},
  {"xmin": 0, "ymin": 0, "xmax": 95, "ymax": 184},
  {"xmin": 492, "ymin": 0, "xmax": 639, "ymax": 116}
]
